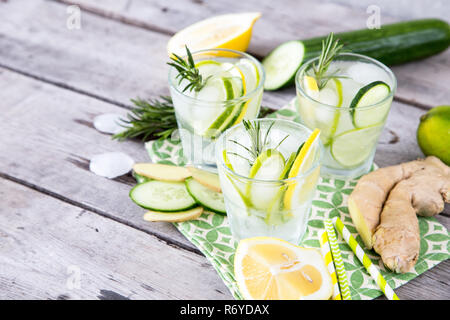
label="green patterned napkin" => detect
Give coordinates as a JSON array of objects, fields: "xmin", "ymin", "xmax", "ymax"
[{"xmin": 145, "ymin": 99, "xmax": 450, "ymax": 300}]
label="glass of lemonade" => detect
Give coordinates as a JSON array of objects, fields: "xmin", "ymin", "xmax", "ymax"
[
  {"xmin": 169, "ymin": 48, "xmax": 265, "ymax": 169},
  {"xmin": 295, "ymin": 53, "xmax": 396, "ymax": 178},
  {"xmin": 215, "ymin": 119, "xmax": 323, "ymax": 243}
]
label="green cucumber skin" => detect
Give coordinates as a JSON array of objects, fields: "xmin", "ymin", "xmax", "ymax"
[
  {"xmin": 132, "ymin": 172, "xmax": 150, "ymax": 184},
  {"xmin": 129, "ymin": 181, "xmax": 196, "ymax": 212},
  {"xmin": 349, "ymin": 80, "xmax": 390, "ymax": 127},
  {"xmin": 266, "ymin": 19, "xmax": 450, "ymax": 89},
  {"xmin": 185, "ymin": 178, "xmax": 226, "ymax": 215},
  {"xmin": 207, "ymin": 102, "xmax": 245, "ymax": 140}
]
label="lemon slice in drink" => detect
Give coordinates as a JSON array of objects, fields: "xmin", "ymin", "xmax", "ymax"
[
  {"xmin": 245, "ymin": 149, "xmax": 286, "ymax": 210},
  {"xmin": 331, "ymin": 125, "xmax": 382, "ymax": 167},
  {"xmin": 167, "ymin": 13, "xmax": 262, "ymax": 56},
  {"xmin": 195, "ymin": 60, "xmax": 223, "ymax": 78},
  {"xmin": 192, "ymin": 76, "xmax": 236, "ymax": 136},
  {"xmin": 303, "ymin": 75, "xmax": 319, "ymax": 97},
  {"xmin": 298, "ymin": 76, "xmax": 320, "ymax": 130},
  {"xmin": 231, "ymin": 58, "xmax": 262, "ymax": 125},
  {"xmin": 234, "ymin": 237, "xmax": 333, "ymax": 300},
  {"xmin": 283, "ymin": 129, "xmax": 321, "ymax": 210}
]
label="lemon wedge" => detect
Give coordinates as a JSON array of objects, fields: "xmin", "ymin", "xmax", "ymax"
[
  {"xmin": 303, "ymin": 75, "xmax": 319, "ymax": 98},
  {"xmin": 167, "ymin": 12, "xmax": 261, "ymax": 56},
  {"xmin": 284, "ymin": 128, "xmax": 321, "ymax": 210},
  {"xmin": 234, "ymin": 237, "xmax": 333, "ymax": 300}
]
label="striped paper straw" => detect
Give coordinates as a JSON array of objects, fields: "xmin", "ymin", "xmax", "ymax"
[
  {"xmin": 333, "ymin": 217, "xmax": 400, "ymax": 300},
  {"xmin": 319, "ymin": 230, "xmax": 341, "ymax": 300},
  {"xmin": 324, "ymin": 219, "xmax": 352, "ymax": 300}
]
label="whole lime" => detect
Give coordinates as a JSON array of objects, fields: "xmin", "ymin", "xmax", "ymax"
[{"xmin": 417, "ymin": 105, "xmax": 450, "ymax": 165}]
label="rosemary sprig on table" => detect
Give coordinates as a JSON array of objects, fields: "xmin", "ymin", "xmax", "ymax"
[
  {"xmin": 113, "ymin": 96, "xmax": 177, "ymax": 141},
  {"xmin": 167, "ymin": 46, "xmax": 211, "ymax": 93},
  {"xmin": 312, "ymin": 32, "xmax": 345, "ymax": 90},
  {"xmin": 228, "ymin": 120, "xmax": 288, "ymax": 166},
  {"xmin": 113, "ymin": 96, "xmax": 276, "ymax": 142}
]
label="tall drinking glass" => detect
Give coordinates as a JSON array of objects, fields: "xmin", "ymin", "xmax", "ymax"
[
  {"xmin": 295, "ymin": 53, "xmax": 396, "ymax": 178},
  {"xmin": 169, "ymin": 48, "xmax": 265, "ymax": 169},
  {"xmin": 215, "ymin": 119, "xmax": 323, "ymax": 243}
]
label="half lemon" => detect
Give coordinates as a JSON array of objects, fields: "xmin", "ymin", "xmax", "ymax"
[
  {"xmin": 234, "ymin": 237, "xmax": 333, "ymax": 300},
  {"xmin": 167, "ymin": 12, "xmax": 261, "ymax": 56}
]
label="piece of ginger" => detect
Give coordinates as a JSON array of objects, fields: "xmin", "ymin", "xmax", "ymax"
[
  {"xmin": 373, "ymin": 157, "xmax": 449, "ymax": 273},
  {"xmin": 348, "ymin": 157, "xmax": 432, "ymax": 249},
  {"xmin": 348, "ymin": 156, "xmax": 449, "ymax": 273}
]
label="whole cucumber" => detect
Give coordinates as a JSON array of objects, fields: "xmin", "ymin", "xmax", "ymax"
[{"xmin": 263, "ymin": 19, "xmax": 450, "ymax": 90}]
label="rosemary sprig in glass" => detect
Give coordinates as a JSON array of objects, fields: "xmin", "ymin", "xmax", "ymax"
[
  {"xmin": 167, "ymin": 46, "xmax": 211, "ymax": 93},
  {"xmin": 228, "ymin": 120, "xmax": 288, "ymax": 166},
  {"xmin": 312, "ymin": 32, "xmax": 346, "ymax": 90}
]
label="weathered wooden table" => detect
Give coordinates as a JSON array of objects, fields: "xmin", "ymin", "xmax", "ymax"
[{"xmin": 0, "ymin": 0, "xmax": 448, "ymax": 300}]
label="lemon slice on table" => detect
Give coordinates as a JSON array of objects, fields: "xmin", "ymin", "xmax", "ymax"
[
  {"xmin": 283, "ymin": 128, "xmax": 321, "ymax": 210},
  {"xmin": 167, "ymin": 12, "xmax": 262, "ymax": 56},
  {"xmin": 234, "ymin": 237, "xmax": 333, "ymax": 300}
]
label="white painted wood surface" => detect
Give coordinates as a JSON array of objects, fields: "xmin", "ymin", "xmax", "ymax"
[
  {"xmin": 0, "ymin": 178, "xmax": 230, "ymax": 299},
  {"xmin": 0, "ymin": 0, "xmax": 448, "ymax": 299}
]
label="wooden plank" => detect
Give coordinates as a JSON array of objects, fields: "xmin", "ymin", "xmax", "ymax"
[
  {"xmin": 0, "ymin": 65, "xmax": 448, "ymax": 299},
  {"xmin": 0, "ymin": 177, "xmax": 231, "ymax": 299},
  {"xmin": 393, "ymin": 258, "xmax": 450, "ymax": 300},
  {"xmin": 0, "ymin": 58, "xmax": 448, "ymax": 250},
  {"xmin": 0, "ymin": 0, "xmax": 448, "ymax": 299},
  {"xmin": 0, "ymin": 0, "xmax": 169, "ymax": 108},
  {"xmin": 0, "ymin": 177, "xmax": 448, "ymax": 300},
  {"xmin": 0, "ymin": 67, "xmax": 196, "ymax": 251},
  {"xmin": 52, "ymin": 0, "xmax": 450, "ymax": 108}
]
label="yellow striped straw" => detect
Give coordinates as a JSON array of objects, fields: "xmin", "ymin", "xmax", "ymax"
[
  {"xmin": 324, "ymin": 219, "xmax": 352, "ymax": 300},
  {"xmin": 333, "ymin": 217, "xmax": 400, "ymax": 300},
  {"xmin": 319, "ymin": 230, "xmax": 341, "ymax": 300}
]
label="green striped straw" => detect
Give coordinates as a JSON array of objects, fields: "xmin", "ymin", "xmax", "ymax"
[
  {"xmin": 333, "ymin": 217, "xmax": 400, "ymax": 300},
  {"xmin": 319, "ymin": 230, "xmax": 341, "ymax": 300},
  {"xmin": 324, "ymin": 219, "xmax": 352, "ymax": 300}
]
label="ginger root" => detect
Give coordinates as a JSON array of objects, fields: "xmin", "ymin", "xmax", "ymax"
[{"xmin": 348, "ymin": 156, "xmax": 450, "ymax": 273}]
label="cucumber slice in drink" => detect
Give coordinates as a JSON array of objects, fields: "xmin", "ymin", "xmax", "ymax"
[
  {"xmin": 196, "ymin": 77, "xmax": 234, "ymax": 101},
  {"xmin": 221, "ymin": 150, "xmax": 252, "ymax": 209},
  {"xmin": 262, "ymin": 41, "xmax": 305, "ymax": 90},
  {"xmin": 129, "ymin": 180, "xmax": 196, "ymax": 212},
  {"xmin": 350, "ymin": 81, "xmax": 391, "ymax": 128},
  {"xmin": 331, "ymin": 125, "xmax": 383, "ymax": 167},
  {"xmin": 246, "ymin": 149, "xmax": 286, "ymax": 210},
  {"xmin": 316, "ymin": 79, "xmax": 343, "ymax": 145},
  {"xmin": 202, "ymin": 60, "xmax": 262, "ymax": 138},
  {"xmin": 279, "ymin": 151, "xmax": 298, "ymax": 180},
  {"xmin": 264, "ymin": 151, "xmax": 297, "ymax": 225},
  {"xmin": 194, "ymin": 77, "xmax": 238, "ymax": 137},
  {"xmin": 205, "ymin": 103, "xmax": 245, "ymax": 139},
  {"xmin": 203, "ymin": 78, "xmax": 246, "ymax": 139},
  {"xmin": 185, "ymin": 178, "xmax": 226, "ymax": 214},
  {"xmin": 221, "ymin": 63, "xmax": 245, "ymax": 94}
]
